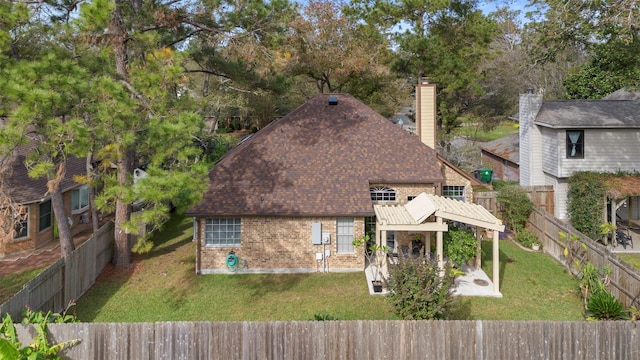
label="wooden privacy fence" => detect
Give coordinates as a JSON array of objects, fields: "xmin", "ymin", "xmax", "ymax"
[
  {"xmin": 13, "ymin": 320, "xmax": 640, "ymax": 360},
  {"xmin": 0, "ymin": 222, "xmax": 114, "ymax": 319},
  {"xmin": 527, "ymin": 207, "xmax": 640, "ymax": 308},
  {"xmin": 474, "ymin": 185, "xmax": 554, "ymax": 218}
]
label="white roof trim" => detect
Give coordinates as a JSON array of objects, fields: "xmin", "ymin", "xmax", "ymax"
[{"xmin": 373, "ymin": 192, "xmax": 504, "ymax": 231}]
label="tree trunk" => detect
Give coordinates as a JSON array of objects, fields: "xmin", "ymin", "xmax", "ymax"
[
  {"xmin": 87, "ymin": 152, "xmax": 100, "ymax": 233},
  {"xmin": 49, "ymin": 184, "xmax": 75, "ymax": 257},
  {"xmin": 110, "ymin": 0, "xmax": 133, "ymax": 267},
  {"xmin": 113, "ymin": 151, "xmax": 133, "ymax": 267}
]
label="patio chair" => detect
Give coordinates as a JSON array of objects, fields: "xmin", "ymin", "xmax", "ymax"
[{"xmin": 616, "ymin": 229, "xmax": 633, "ymax": 249}]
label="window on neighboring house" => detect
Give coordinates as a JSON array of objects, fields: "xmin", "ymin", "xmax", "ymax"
[
  {"xmin": 204, "ymin": 218, "xmax": 241, "ymax": 246},
  {"xmin": 408, "ymin": 196, "xmax": 416, "ymax": 201},
  {"xmin": 370, "ymin": 186, "xmax": 396, "ymax": 201},
  {"xmin": 336, "ymin": 217, "xmax": 354, "ymax": 254},
  {"xmin": 443, "ymin": 186, "xmax": 466, "ymax": 202},
  {"xmin": 39, "ymin": 200, "xmax": 52, "ymax": 232},
  {"xmin": 566, "ymin": 130, "xmax": 584, "ymax": 159},
  {"xmin": 14, "ymin": 209, "xmax": 29, "ymax": 239},
  {"xmin": 72, "ymin": 185, "xmax": 89, "ymax": 212}
]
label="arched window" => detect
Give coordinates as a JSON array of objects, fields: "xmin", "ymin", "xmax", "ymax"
[{"xmin": 370, "ymin": 186, "xmax": 396, "ymax": 201}]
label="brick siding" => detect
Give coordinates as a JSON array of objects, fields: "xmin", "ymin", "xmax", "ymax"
[{"xmin": 196, "ymin": 216, "xmax": 366, "ymax": 273}]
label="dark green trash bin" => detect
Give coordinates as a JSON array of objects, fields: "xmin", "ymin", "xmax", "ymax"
[{"xmin": 479, "ymin": 168, "xmax": 493, "ymax": 184}]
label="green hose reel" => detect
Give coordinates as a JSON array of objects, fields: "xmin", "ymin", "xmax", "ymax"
[{"xmin": 226, "ymin": 252, "xmax": 238, "ymax": 267}]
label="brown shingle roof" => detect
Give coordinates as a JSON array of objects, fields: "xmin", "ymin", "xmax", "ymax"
[
  {"xmin": 480, "ymin": 133, "xmax": 520, "ymax": 165},
  {"xmin": 187, "ymin": 94, "xmax": 444, "ymax": 217},
  {"xmin": 4, "ymin": 147, "xmax": 86, "ymax": 204}
]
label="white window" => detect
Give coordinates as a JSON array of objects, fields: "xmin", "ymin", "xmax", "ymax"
[
  {"xmin": 370, "ymin": 186, "xmax": 396, "ymax": 201},
  {"xmin": 72, "ymin": 185, "xmax": 89, "ymax": 212},
  {"xmin": 39, "ymin": 200, "xmax": 52, "ymax": 232},
  {"xmin": 204, "ymin": 218, "xmax": 241, "ymax": 246},
  {"xmin": 443, "ymin": 186, "xmax": 466, "ymax": 202},
  {"xmin": 337, "ymin": 217, "xmax": 354, "ymax": 254},
  {"xmin": 14, "ymin": 208, "xmax": 29, "ymax": 239},
  {"xmin": 566, "ymin": 130, "xmax": 584, "ymax": 159}
]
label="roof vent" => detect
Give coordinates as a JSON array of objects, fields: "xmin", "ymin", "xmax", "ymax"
[{"xmin": 328, "ymin": 96, "xmax": 338, "ymax": 105}]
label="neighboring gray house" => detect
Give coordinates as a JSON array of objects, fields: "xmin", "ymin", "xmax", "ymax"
[{"xmin": 519, "ymin": 89, "xmax": 640, "ymax": 220}]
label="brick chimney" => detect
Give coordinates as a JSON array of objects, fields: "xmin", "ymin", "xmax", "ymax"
[{"xmin": 415, "ymin": 78, "xmax": 436, "ymax": 150}]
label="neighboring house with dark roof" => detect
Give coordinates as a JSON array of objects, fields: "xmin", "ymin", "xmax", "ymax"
[
  {"xmin": 0, "ymin": 145, "xmax": 91, "ymax": 258},
  {"xmin": 187, "ymin": 81, "xmax": 490, "ymax": 275},
  {"xmin": 480, "ymin": 133, "xmax": 520, "ymax": 181},
  {"xmin": 517, "ymin": 89, "xmax": 640, "ymax": 220}
]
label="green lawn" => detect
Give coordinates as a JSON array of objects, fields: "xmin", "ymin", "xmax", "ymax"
[
  {"xmin": 0, "ymin": 267, "xmax": 46, "ymax": 304},
  {"xmin": 72, "ymin": 215, "xmax": 584, "ymax": 322},
  {"xmin": 454, "ymin": 122, "xmax": 519, "ymax": 142},
  {"xmin": 617, "ymin": 253, "xmax": 640, "ymax": 269},
  {"xmin": 452, "ymin": 241, "xmax": 584, "ymax": 320}
]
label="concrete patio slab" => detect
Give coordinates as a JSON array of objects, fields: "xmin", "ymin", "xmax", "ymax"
[{"xmin": 365, "ymin": 262, "xmax": 502, "ymax": 297}]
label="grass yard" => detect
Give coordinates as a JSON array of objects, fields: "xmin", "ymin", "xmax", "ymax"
[
  {"xmin": 617, "ymin": 253, "xmax": 640, "ymax": 269},
  {"xmin": 454, "ymin": 122, "xmax": 519, "ymax": 142},
  {"xmin": 0, "ymin": 267, "xmax": 46, "ymax": 304},
  {"xmin": 450, "ymin": 241, "xmax": 584, "ymax": 320},
  {"xmin": 72, "ymin": 215, "xmax": 584, "ymax": 322}
]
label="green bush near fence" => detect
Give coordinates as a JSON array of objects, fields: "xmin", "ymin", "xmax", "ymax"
[
  {"xmin": 496, "ymin": 185, "xmax": 533, "ymax": 234},
  {"xmin": 567, "ymin": 172, "xmax": 607, "ymax": 241}
]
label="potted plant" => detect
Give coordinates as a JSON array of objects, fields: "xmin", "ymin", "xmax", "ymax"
[
  {"xmin": 531, "ymin": 240, "xmax": 541, "ymax": 251},
  {"xmin": 353, "ymin": 236, "xmax": 390, "ymax": 292}
]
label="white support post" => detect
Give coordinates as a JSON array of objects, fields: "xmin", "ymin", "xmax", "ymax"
[
  {"xmin": 436, "ymin": 217, "xmax": 444, "ymax": 276},
  {"xmin": 475, "ymin": 226, "xmax": 482, "ymax": 270},
  {"xmin": 492, "ymin": 228, "xmax": 500, "ymax": 295}
]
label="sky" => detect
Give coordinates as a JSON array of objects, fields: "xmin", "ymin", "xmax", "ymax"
[{"xmin": 478, "ymin": 0, "xmax": 532, "ymax": 16}]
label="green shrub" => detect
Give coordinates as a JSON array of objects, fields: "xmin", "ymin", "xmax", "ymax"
[
  {"xmin": 491, "ymin": 180, "xmax": 518, "ymax": 191},
  {"xmin": 567, "ymin": 172, "xmax": 606, "ymax": 241},
  {"xmin": 579, "ymin": 263, "xmax": 607, "ymax": 301},
  {"xmin": 586, "ymin": 291, "xmax": 629, "ymax": 321},
  {"xmin": 443, "ymin": 226, "xmax": 477, "ymax": 266},
  {"xmin": 312, "ymin": 313, "xmax": 338, "ymax": 321},
  {"xmin": 496, "ymin": 185, "xmax": 533, "ymax": 233},
  {"xmin": 514, "ymin": 229, "xmax": 540, "ymax": 248},
  {"xmin": 385, "ymin": 256, "xmax": 456, "ymax": 320}
]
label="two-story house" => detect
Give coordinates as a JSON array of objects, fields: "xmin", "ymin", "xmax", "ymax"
[{"xmin": 518, "ymin": 89, "xmax": 640, "ymax": 221}]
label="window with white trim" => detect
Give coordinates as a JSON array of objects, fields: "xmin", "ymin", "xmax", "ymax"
[
  {"xmin": 14, "ymin": 208, "xmax": 29, "ymax": 239},
  {"xmin": 443, "ymin": 186, "xmax": 466, "ymax": 202},
  {"xmin": 370, "ymin": 186, "xmax": 396, "ymax": 201},
  {"xmin": 566, "ymin": 130, "xmax": 584, "ymax": 159},
  {"xmin": 72, "ymin": 185, "xmax": 89, "ymax": 212},
  {"xmin": 204, "ymin": 218, "xmax": 241, "ymax": 246},
  {"xmin": 336, "ymin": 217, "xmax": 354, "ymax": 253},
  {"xmin": 39, "ymin": 200, "xmax": 52, "ymax": 232}
]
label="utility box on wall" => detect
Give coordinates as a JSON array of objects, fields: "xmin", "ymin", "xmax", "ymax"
[
  {"xmin": 312, "ymin": 222, "xmax": 322, "ymax": 245},
  {"xmin": 322, "ymin": 232, "xmax": 331, "ymax": 244}
]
